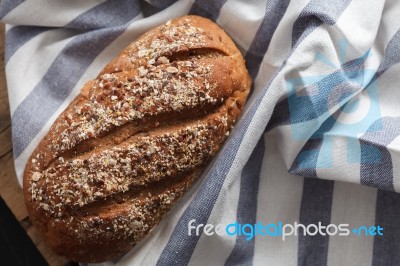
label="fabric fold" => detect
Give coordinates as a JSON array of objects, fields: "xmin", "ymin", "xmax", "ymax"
[{"xmin": 2, "ymin": 0, "xmax": 400, "ymax": 265}]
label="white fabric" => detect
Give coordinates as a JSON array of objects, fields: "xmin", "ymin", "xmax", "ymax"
[{"xmin": 2, "ymin": 0, "xmax": 400, "ymax": 265}]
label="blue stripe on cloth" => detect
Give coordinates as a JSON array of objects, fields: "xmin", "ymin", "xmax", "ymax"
[
  {"xmin": 267, "ymin": 31, "xmax": 400, "ymax": 180},
  {"xmin": 266, "ymin": 50, "xmax": 369, "ymax": 130},
  {"xmin": 5, "ymin": 0, "xmax": 135, "ymax": 64},
  {"xmin": 156, "ymin": 100, "xmax": 259, "ymax": 266},
  {"xmin": 297, "ymin": 178, "xmax": 334, "ymax": 266},
  {"xmin": 139, "ymin": 0, "xmax": 163, "ymax": 18},
  {"xmin": 225, "ymin": 136, "xmax": 265, "ymax": 266},
  {"xmin": 12, "ymin": 0, "xmax": 141, "ymax": 158},
  {"xmin": 145, "ymin": 0, "xmax": 178, "ymax": 9},
  {"xmin": 267, "ymin": 1, "xmax": 360, "ymax": 131},
  {"xmin": 292, "ymin": 0, "xmax": 351, "ymax": 47},
  {"xmin": 158, "ymin": 1, "xmax": 291, "ymax": 263},
  {"xmin": 265, "ymin": 95, "xmax": 291, "ymax": 129},
  {"xmin": 360, "ymin": 117, "xmax": 400, "ymax": 191},
  {"xmin": 289, "ymin": 139, "xmax": 323, "ymax": 178},
  {"xmin": 5, "ymin": 26, "xmax": 52, "ymax": 64},
  {"xmin": 244, "ymin": 0, "xmax": 290, "ymax": 79},
  {"xmin": 285, "ymin": 52, "xmax": 384, "ymax": 179},
  {"xmin": 358, "ymin": 30, "xmax": 400, "ymax": 191},
  {"xmin": 266, "ymin": 58, "xmax": 368, "ymax": 178},
  {"xmin": 372, "ymin": 190, "xmax": 400, "ymax": 266},
  {"xmin": 361, "ymin": 143, "xmax": 393, "ymax": 190},
  {"xmin": 0, "ymin": 0, "xmax": 24, "ymax": 19},
  {"xmin": 189, "ymin": 0, "xmax": 227, "ymax": 22},
  {"xmin": 377, "ymin": 29, "xmax": 400, "ymax": 75},
  {"xmin": 66, "ymin": 0, "xmax": 140, "ymax": 31}
]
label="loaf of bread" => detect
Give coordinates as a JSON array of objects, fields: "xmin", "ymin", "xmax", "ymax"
[{"xmin": 23, "ymin": 15, "xmax": 251, "ymax": 263}]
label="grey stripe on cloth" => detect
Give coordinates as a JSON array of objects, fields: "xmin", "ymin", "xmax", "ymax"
[
  {"xmin": 66, "ymin": 0, "xmax": 138, "ymax": 30},
  {"xmin": 267, "ymin": 0, "xmax": 355, "ymax": 130},
  {"xmin": 288, "ymin": 101, "xmax": 346, "ymax": 178},
  {"xmin": 156, "ymin": 101, "xmax": 259, "ymax": 266},
  {"xmin": 268, "ymin": 54, "xmax": 370, "ymax": 177},
  {"xmin": 297, "ymin": 179, "xmax": 334, "ymax": 266},
  {"xmin": 156, "ymin": 2, "xmax": 229, "ymax": 264},
  {"xmin": 225, "ymin": 137, "xmax": 265, "ymax": 266},
  {"xmin": 358, "ymin": 30, "xmax": 400, "ymax": 190},
  {"xmin": 158, "ymin": 1, "xmax": 291, "ymax": 263},
  {"xmin": 372, "ymin": 190, "xmax": 400, "ymax": 266},
  {"xmin": 377, "ymin": 29, "xmax": 400, "ymax": 75},
  {"xmin": 267, "ymin": 50, "xmax": 369, "ymax": 130},
  {"xmin": 288, "ymin": 68, "xmax": 364, "ymax": 177},
  {"xmin": 139, "ymin": 0, "xmax": 164, "ymax": 17},
  {"xmin": 267, "ymin": 28, "xmax": 400, "ymax": 168},
  {"xmin": 292, "ymin": 0, "xmax": 351, "ymax": 47},
  {"xmin": 5, "ymin": 26, "xmax": 52, "ymax": 63},
  {"xmin": 189, "ymin": 0, "xmax": 227, "ymax": 21},
  {"xmin": 360, "ymin": 117, "xmax": 400, "ymax": 190},
  {"xmin": 12, "ymin": 0, "xmax": 141, "ymax": 158},
  {"xmin": 5, "ymin": 0, "xmax": 135, "ymax": 64},
  {"xmin": 265, "ymin": 96, "xmax": 291, "ymax": 129},
  {"xmin": 361, "ymin": 143, "xmax": 393, "ymax": 190},
  {"xmin": 145, "ymin": 0, "xmax": 178, "ymax": 9},
  {"xmin": 289, "ymin": 139, "xmax": 323, "ymax": 178},
  {"xmin": 244, "ymin": 0, "xmax": 290, "ymax": 79},
  {"xmin": 0, "ymin": 0, "xmax": 24, "ymax": 19}
]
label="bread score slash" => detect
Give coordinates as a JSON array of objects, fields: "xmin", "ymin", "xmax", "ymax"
[{"xmin": 23, "ymin": 15, "xmax": 251, "ymax": 263}]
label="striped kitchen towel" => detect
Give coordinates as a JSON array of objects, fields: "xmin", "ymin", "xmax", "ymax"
[{"xmin": 2, "ymin": 0, "xmax": 400, "ymax": 265}]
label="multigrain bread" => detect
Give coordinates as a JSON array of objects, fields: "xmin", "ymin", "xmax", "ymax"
[{"xmin": 23, "ymin": 15, "xmax": 251, "ymax": 263}]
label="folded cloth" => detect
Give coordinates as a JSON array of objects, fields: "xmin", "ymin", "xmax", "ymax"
[{"xmin": 2, "ymin": 0, "xmax": 400, "ymax": 265}]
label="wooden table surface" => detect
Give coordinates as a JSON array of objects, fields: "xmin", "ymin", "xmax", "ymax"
[{"xmin": 0, "ymin": 24, "xmax": 69, "ymax": 266}]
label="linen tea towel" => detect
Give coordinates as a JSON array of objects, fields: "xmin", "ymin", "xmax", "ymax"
[{"xmin": 2, "ymin": 0, "xmax": 400, "ymax": 265}]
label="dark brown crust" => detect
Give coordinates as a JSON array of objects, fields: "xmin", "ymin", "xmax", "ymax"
[{"xmin": 23, "ymin": 15, "xmax": 251, "ymax": 263}]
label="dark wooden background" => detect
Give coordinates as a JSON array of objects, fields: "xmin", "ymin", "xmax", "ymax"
[{"xmin": 0, "ymin": 24, "xmax": 69, "ymax": 266}]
